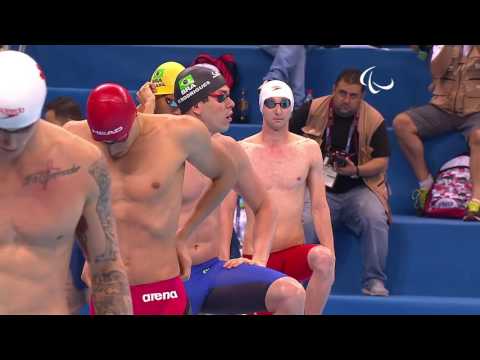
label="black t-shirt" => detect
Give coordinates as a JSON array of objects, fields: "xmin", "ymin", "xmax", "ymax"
[{"xmin": 290, "ymin": 100, "xmax": 390, "ymax": 193}]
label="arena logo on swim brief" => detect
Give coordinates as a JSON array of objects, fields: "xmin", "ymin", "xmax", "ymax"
[
  {"xmin": 142, "ymin": 291, "xmax": 178, "ymax": 303},
  {"xmin": 360, "ymin": 66, "xmax": 395, "ymax": 95},
  {"xmin": 91, "ymin": 126, "xmax": 124, "ymax": 136},
  {"xmin": 179, "ymin": 74, "xmax": 196, "ymax": 95},
  {"xmin": 0, "ymin": 107, "xmax": 25, "ymax": 119}
]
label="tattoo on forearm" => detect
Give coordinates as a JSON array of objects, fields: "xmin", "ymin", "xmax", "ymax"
[
  {"xmin": 24, "ymin": 160, "xmax": 81, "ymax": 189},
  {"xmin": 88, "ymin": 159, "xmax": 118, "ymax": 263},
  {"xmin": 75, "ymin": 216, "xmax": 90, "ymax": 261},
  {"xmin": 92, "ymin": 270, "xmax": 132, "ymax": 315}
]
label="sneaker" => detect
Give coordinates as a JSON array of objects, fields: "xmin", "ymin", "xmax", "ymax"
[
  {"xmin": 412, "ymin": 188, "xmax": 429, "ymax": 214},
  {"xmin": 362, "ymin": 279, "xmax": 389, "ymax": 297},
  {"xmin": 464, "ymin": 199, "xmax": 480, "ymax": 222}
]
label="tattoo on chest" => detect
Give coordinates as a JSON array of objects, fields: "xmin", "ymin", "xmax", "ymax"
[
  {"xmin": 88, "ymin": 159, "xmax": 118, "ymax": 263},
  {"xmin": 23, "ymin": 160, "xmax": 81, "ymax": 189}
]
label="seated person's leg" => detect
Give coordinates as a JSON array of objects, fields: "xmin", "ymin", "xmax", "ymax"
[
  {"xmin": 341, "ymin": 185, "xmax": 389, "ymax": 296},
  {"xmin": 281, "ymin": 244, "xmax": 334, "ymax": 315},
  {"xmin": 393, "ymin": 104, "xmax": 460, "ymax": 211},
  {"xmin": 460, "ymin": 114, "xmax": 480, "ymax": 220},
  {"xmin": 263, "ymin": 46, "xmax": 305, "ymax": 84},
  {"xmin": 197, "ymin": 258, "xmax": 305, "ymax": 315}
]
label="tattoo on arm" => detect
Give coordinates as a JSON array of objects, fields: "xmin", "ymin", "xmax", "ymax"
[
  {"xmin": 92, "ymin": 270, "xmax": 131, "ymax": 315},
  {"xmin": 88, "ymin": 159, "xmax": 118, "ymax": 263}
]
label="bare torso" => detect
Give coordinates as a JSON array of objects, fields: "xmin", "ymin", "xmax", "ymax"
[
  {"xmin": 66, "ymin": 116, "xmax": 187, "ymax": 284},
  {"xmin": 241, "ymin": 133, "xmax": 313, "ymax": 254},
  {"xmin": 179, "ymin": 134, "xmax": 232, "ymax": 265},
  {"xmin": 0, "ymin": 121, "xmax": 96, "ymax": 314}
]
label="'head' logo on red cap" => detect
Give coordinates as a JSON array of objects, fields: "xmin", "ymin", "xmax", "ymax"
[{"xmin": 86, "ymin": 83, "xmax": 136, "ymax": 142}]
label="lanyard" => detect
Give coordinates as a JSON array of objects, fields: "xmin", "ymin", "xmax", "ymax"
[{"xmin": 325, "ymin": 99, "xmax": 359, "ymax": 154}]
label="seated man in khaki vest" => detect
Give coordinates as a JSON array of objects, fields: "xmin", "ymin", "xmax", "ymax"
[
  {"xmin": 290, "ymin": 69, "xmax": 391, "ymax": 296},
  {"xmin": 393, "ymin": 45, "xmax": 480, "ymax": 221}
]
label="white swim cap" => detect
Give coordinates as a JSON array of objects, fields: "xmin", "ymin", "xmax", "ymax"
[
  {"xmin": 0, "ymin": 51, "xmax": 47, "ymax": 130},
  {"xmin": 259, "ymin": 80, "xmax": 294, "ymax": 114}
]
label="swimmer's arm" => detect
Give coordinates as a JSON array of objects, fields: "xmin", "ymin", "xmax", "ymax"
[
  {"xmin": 234, "ymin": 143, "xmax": 276, "ymax": 265},
  {"xmin": 136, "ymin": 82, "xmax": 156, "ymax": 114},
  {"xmin": 219, "ymin": 190, "xmax": 238, "ymax": 260},
  {"xmin": 307, "ymin": 143, "xmax": 335, "ymax": 257},
  {"xmin": 79, "ymin": 157, "xmax": 133, "ymax": 315},
  {"xmin": 178, "ymin": 119, "xmax": 236, "ymax": 240}
]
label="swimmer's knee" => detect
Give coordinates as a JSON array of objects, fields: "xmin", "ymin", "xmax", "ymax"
[
  {"xmin": 268, "ymin": 276, "xmax": 306, "ymax": 303},
  {"xmin": 308, "ymin": 246, "xmax": 335, "ymax": 282}
]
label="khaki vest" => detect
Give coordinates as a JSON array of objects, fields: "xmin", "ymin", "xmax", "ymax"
[
  {"xmin": 302, "ymin": 96, "xmax": 391, "ymax": 223},
  {"xmin": 430, "ymin": 45, "xmax": 480, "ymax": 116}
]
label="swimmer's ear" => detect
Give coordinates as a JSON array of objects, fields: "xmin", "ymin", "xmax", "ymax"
[{"xmin": 192, "ymin": 103, "xmax": 203, "ymax": 116}]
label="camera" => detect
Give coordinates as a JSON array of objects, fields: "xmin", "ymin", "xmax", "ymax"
[{"xmin": 329, "ymin": 150, "xmax": 350, "ymax": 168}]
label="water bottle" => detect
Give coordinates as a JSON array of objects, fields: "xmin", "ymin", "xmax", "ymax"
[
  {"xmin": 233, "ymin": 196, "xmax": 247, "ymax": 254},
  {"xmin": 238, "ymin": 88, "xmax": 249, "ymax": 123}
]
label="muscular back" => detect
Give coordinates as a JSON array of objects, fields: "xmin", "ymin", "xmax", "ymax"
[
  {"xmin": 64, "ymin": 115, "xmax": 190, "ymax": 284},
  {"xmin": 0, "ymin": 120, "xmax": 101, "ymax": 314},
  {"xmin": 241, "ymin": 133, "xmax": 315, "ymax": 252}
]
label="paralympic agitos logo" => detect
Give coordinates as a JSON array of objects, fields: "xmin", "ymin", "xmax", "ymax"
[{"xmin": 360, "ymin": 66, "xmax": 395, "ymax": 95}]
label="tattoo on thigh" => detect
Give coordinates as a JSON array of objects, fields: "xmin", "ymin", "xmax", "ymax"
[{"xmin": 88, "ymin": 159, "xmax": 118, "ymax": 263}]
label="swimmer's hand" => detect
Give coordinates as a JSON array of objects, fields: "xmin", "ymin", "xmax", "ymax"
[
  {"xmin": 223, "ymin": 257, "xmax": 265, "ymax": 269},
  {"xmin": 81, "ymin": 262, "xmax": 92, "ymax": 288},
  {"xmin": 175, "ymin": 232, "xmax": 192, "ymax": 281},
  {"xmin": 136, "ymin": 82, "xmax": 156, "ymax": 114}
]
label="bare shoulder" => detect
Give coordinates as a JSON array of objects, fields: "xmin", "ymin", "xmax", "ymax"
[
  {"xmin": 172, "ymin": 114, "xmax": 208, "ymax": 134},
  {"xmin": 213, "ymin": 134, "xmax": 246, "ymax": 159},
  {"xmin": 41, "ymin": 121, "xmax": 102, "ymax": 165},
  {"xmin": 213, "ymin": 134, "xmax": 239, "ymax": 151},
  {"xmin": 289, "ymin": 133, "xmax": 322, "ymax": 164},
  {"xmin": 241, "ymin": 133, "xmax": 261, "ymax": 145},
  {"xmin": 213, "ymin": 134, "xmax": 252, "ymax": 174},
  {"xmin": 146, "ymin": 113, "xmax": 210, "ymax": 142},
  {"xmin": 63, "ymin": 119, "xmax": 91, "ymax": 140},
  {"xmin": 290, "ymin": 133, "xmax": 319, "ymax": 149}
]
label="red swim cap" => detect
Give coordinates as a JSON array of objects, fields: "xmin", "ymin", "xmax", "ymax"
[{"xmin": 87, "ymin": 83, "xmax": 136, "ymax": 142}]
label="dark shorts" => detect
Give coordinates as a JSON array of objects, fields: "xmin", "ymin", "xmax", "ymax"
[
  {"xmin": 406, "ymin": 104, "xmax": 480, "ymax": 140},
  {"xmin": 184, "ymin": 257, "xmax": 286, "ymax": 315}
]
